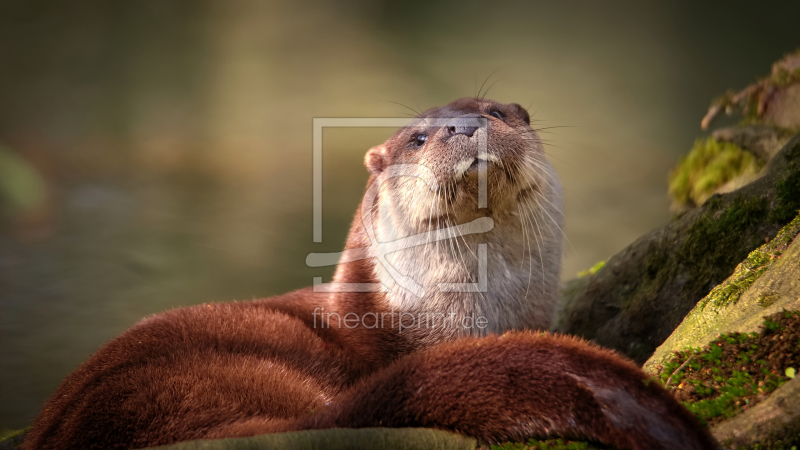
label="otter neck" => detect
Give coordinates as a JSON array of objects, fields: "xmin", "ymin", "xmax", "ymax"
[{"xmin": 332, "ymin": 174, "xmax": 564, "ymax": 349}]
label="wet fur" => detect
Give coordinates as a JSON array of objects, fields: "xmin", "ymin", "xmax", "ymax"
[{"xmin": 24, "ymin": 98, "xmax": 718, "ymax": 450}]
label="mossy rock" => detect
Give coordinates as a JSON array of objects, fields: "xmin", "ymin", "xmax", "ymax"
[
  {"xmin": 490, "ymin": 438, "xmax": 607, "ymax": 449},
  {"xmin": 711, "ymin": 376, "xmax": 800, "ymax": 450},
  {"xmin": 645, "ymin": 308, "xmax": 800, "ymax": 449},
  {"xmin": 643, "ymin": 211, "xmax": 800, "ymax": 376},
  {"xmin": 0, "ymin": 429, "xmax": 26, "ymax": 450},
  {"xmin": 576, "ymin": 260, "xmax": 605, "ymax": 278},
  {"xmin": 640, "ymin": 214, "xmax": 800, "ymax": 448},
  {"xmin": 679, "ymin": 49, "xmax": 800, "ymax": 212},
  {"xmin": 712, "ymin": 125, "xmax": 794, "ymax": 162},
  {"xmin": 149, "ymin": 428, "xmax": 478, "ymax": 450},
  {"xmin": 668, "ymin": 137, "xmax": 763, "ymax": 209},
  {"xmin": 668, "ymin": 122, "xmax": 797, "ymax": 212},
  {"xmin": 556, "ymin": 134, "xmax": 800, "ymax": 364}
]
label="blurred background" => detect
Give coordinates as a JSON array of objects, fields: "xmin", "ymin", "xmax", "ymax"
[{"xmin": 1, "ymin": 0, "xmax": 799, "ymax": 431}]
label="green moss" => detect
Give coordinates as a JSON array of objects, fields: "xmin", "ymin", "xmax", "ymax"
[
  {"xmin": 733, "ymin": 432, "xmax": 800, "ymax": 450},
  {"xmin": 0, "ymin": 428, "xmax": 27, "ymax": 446},
  {"xmin": 679, "ymin": 194, "xmax": 768, "ymax": 286},
  {"xmin": 491, "ymin": 438, "xmax": 606, "ymax": 450},
  {"xmin": 768, "ymin": 211, "xmax": 800, "ymax": 250},
  {"xmin": 698, "ymin": 211, "xmax": 800, "ymax": 310},
  {"xmin": 700, "ymin": 247, "xmax": 772, "ymax": 310},
  {"xmin": 681, "ymin": 364, "xmax": 787, "ymax": 426},
  {"xmin": 669, "ymin": 138, "xmax": 764, "ymax": 208},
  {"xmin": 757, "ymin": 292, "xmax": 780, "ymax": 308},
  {"xmin": 658, "ymin": 311, "xmax": 800, "ymax": 428},
  {"xmin": 577, "ymin": 260, "xmax": 605, "ymax": 278},
  {"xmin": 769, "ymin": 142, "xmax": 800, "ymax": 224}
]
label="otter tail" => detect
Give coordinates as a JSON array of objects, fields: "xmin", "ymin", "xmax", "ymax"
[{"xmin": 285, "ymin": 332, "xmax": 719, "ymax": 450}]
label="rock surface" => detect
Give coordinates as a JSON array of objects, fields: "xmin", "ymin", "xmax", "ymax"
[
  {"xmin": 711, "ymin": 376, "xmax": 800, "ymax": 450},
  {"xmin": 712, "ymin": 124, "xmax": 793, "ymax": 162},
  {"xmin": 643, "ymin": 215, "xmax": 800, "ymax": 374},
  {"xmin": 150, "ymin": 428, "xmax": 477, "ymax": 450},
  {"xmin": 555, "ymin": 134, "xmax": 800, "ymax": 364}
]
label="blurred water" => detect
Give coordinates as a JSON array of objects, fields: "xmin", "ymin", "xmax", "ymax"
[{"xmin": 1, "ymin": 0, "xmax": 799, "ymax": 429}]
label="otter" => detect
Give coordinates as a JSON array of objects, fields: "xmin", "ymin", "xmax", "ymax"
[{"xmin": 24, "ymin": 98, "xmax": 718, "ymax": 450}]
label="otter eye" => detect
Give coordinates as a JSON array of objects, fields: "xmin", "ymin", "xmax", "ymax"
[
  {"xmin": 413, "ymin": 134, "xmax": 428, "ymax": 147},
  {"xmin": 490, "ymin": 110, "xmax": 504, "ymax": 120}
]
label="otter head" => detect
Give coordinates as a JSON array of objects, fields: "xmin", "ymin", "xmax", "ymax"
[
  {"xmin": 364, "ymin": 98, "xmax": 548, "ymax": 231},
  {"xmin": 346, "ymin": 98, "xmax": 563, "ymax": 342}
]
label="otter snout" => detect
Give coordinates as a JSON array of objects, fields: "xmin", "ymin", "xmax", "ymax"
[{"xmin": 445, "ymin": 114, "xmax": 485, "ymax": 138}]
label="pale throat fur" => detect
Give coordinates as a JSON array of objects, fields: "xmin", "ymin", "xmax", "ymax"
[{"xmin": 332, "ymin": 98, "xmax": 564, "ymax": 346}]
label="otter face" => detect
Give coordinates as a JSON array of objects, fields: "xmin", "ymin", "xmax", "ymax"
[
  {"xmin": 355, "ymin": 98, "xmax": 563, "ymax": 335},
  {"xmin": 365, "ymin": 97, "xmax": 551, "ymax": 230}
]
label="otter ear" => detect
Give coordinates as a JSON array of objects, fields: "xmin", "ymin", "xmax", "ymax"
[
  {"xmin": 511, "ymin": 103, "xmax": 530, "ymax": 125},
  {"xmin": 365, "ymin": 145, "xmax": 387, "ymax": 175}
]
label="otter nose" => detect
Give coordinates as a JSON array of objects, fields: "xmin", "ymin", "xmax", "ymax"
[{"xmin": 445, "ymin": 114, "xmax": 483, "ymax": 138}]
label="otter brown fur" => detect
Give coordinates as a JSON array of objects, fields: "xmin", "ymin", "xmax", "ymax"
[
  {"xmin": 24, "ymin": 98, "xmax": 718, "ymax": 450},
  {"xmin": 357, "ymin": 98, "xmax": 563, "ymax": 343}
]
